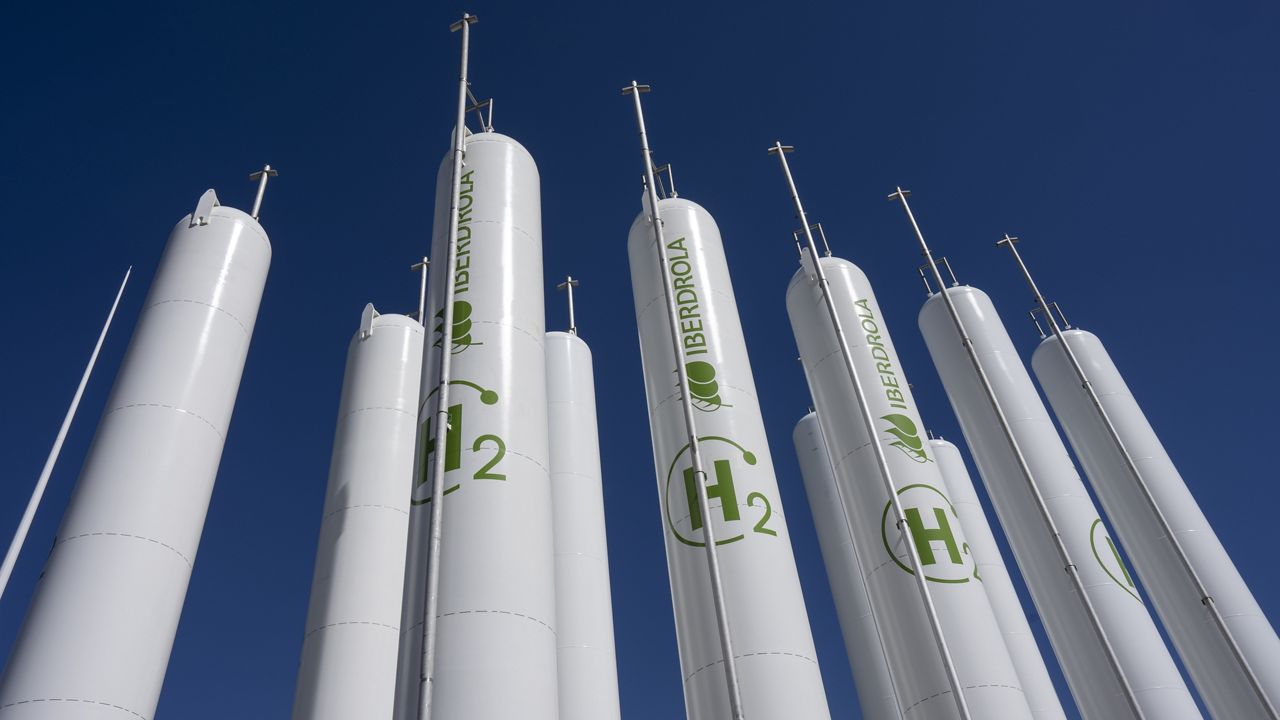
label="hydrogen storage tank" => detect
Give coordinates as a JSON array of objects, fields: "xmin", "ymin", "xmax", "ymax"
[
  {"xmin": 786, "ymin": 251, "xmax": 1033, "ymax": 720},
  {"xmin": 1033, "ymin": 327, "xmax": 1280, "ymax": 718},
  {"xmin": 545, "ymin": 330, "xmax": 621, "ymax": 720},
  {"xmin": 0, "ymin": 190, "xmax": 271, "ymax": 720},
  {"xmin": 919, "ymin": 285, "xmax": 1199, "ymax": 719},
  {"xmin": 394, "ymin": 132, "xmax": 558, "ymax": 719},
  {"xmin": 292, "ymin": 306, "xmax": 423, "ymax": 720},
  {"xmin": 628, "ymin": 196, "xmax": 830, "ymax": 720},
  {"xmin": 929, "ymin": 437, "xmax": 1066, "ymax": 720},
  {"xmin": 793, "ymin": 412, "xmax": 899, "ymax": 720}
]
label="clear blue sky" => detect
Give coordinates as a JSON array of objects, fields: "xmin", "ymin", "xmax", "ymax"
[{"xmin": 2, "ymin": 1, "xmax": 1277, "ymax": 717}]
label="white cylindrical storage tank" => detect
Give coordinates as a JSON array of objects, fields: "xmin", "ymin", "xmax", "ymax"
[
  {"xmin": 394, "ymin": 131, "xmax": 558, "ymax": 720},
  {"xmin": 918, "ymin": 286, "xmax": 1199, "ymax": 719},
  {"xmin": 786, "ymin": 252, "xmax": 1032, "ymax": 720},
  {"xmin": 628, "ymin": 197, "xmax": 830, "ymax": 720},
  {"xmin": 545, "ymin": 330, "xmax": 621, "ymax": 720},
  {"xmin": 929, "ymin": 438, "xmax": 1066, "ymax": 720},
  {"xmin": 0, "ymin": 190, "xmax": 270, "ymax": 720},
  {"xmin": 1034, "ymin": 328, "xmax": 1280, "ymax": 718},
  {"xmin": 793, "ymin": 412, "xmax": 899, "ymax": 720},
  {"xmin": 292, "ymin": 307, "xmax": 423, "ymax": 720}
]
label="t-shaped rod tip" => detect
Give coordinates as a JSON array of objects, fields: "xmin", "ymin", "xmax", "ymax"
[
  {"xmin": 887, "ymin": 186, "xmax": 911, "ymax": 201},
  {"xmin": 248, "ymin": 164, "xmax": 278, "ymax": 221},
  {"xmin": 997, "ymin": 233, "xmax": 1019, "ymax": 247}
]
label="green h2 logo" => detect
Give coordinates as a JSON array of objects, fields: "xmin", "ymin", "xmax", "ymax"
[
  {"xmin": 880, "ymin": 484, "xmax": 976, "ymax": 583},
  {"xmin": 665, "ymin": 436, "xmax": 776, "ymax": 547},
  {"xmin": 411, "ymin": 379, "xmax": 506, "ymax": 506}
]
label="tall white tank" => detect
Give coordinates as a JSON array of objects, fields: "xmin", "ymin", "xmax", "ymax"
[
  {"xmin": 545, "ymin": 330, "xmax": 621, "ymax": 720},
  {"xmin": 792, "ymin": 412, "xmax": 899, "ymax": 720},
  {"xmin": 928, "ymin": 437, "xmax": 1066, "ymax": 720},
  {"xmin": 1034, "ymin": 328, "xmax": 1280, "ymax": 718},
  {"xmin": 0, "ymin": 190, "xmax": 270, "ymax": 720},
  {"xmin": 395, "ymin": 132, "xmax": 558, "ymax": 719},
  {"xmin": 918, "ymin": 286, "xmax": 1199, "ymax": 719},
  {"xmin": 628, "ymin": 197, "xmax": 830, "ymax": 720},
  {"xmin": 292, "ymin": 306, "xmax": 423, "ymax": 720},
  {"xmin": 786, "ymin": 252, "xmax": 1032, "ymax": 720}
]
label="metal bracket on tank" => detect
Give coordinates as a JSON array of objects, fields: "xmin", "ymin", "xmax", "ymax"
[
  {"xmin": 792, "ymin": 223, "xmax": 830, "ymax": 257},
  {"xmin": 917, "ymin": 256, "xmax": 959, "ymax": 296},
  {"xmin": 653, "ymin": 164, "xmax": 677, "ymax": 199},
  {"xmin": 359, "ymin": 303, "xmax": 379, "ymax": 340},
  {"xmin": 1029, "ymin": 301, "xmax": 1071, "ymax": 337},
  {"xmin": 466, "ymin": 87, "xmax": 494, "ymax": 133},
  {"xmin": 190, "ymin": 189, "xmax": 219, "ymax": 227}
]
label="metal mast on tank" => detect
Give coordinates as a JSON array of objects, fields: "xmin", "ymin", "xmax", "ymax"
[
  {"xmin": 557, "ymin": 275, "xmax": 579, "ymax": 335},
  {"xmin": 0, "ymin": 266, "xmax": 131, "ymax": 603},
  {"xmin": 768, "ymin": 145, "xmax": 970, "ymax": 719},
  {"xmin": 412, "ymin": 257, "xmax": 429, "ymax": 324},
  {"xmin": 999, "ymin": 234, "xmax": 1279, "ymax": 718},
  {"xmin": 890, "ymin": 190, "xmax": 1146, "ymax": 719},
  {"xmin": 622, "ymin": 81, "xmax": 745, "ymax": 720},
  {"xmin": 417, "ymin": 13, "xmax": 476, "ymax": 720},
  {"xmin": 248, "ymin": 165, "xmax": 278, "ymax": 221}
]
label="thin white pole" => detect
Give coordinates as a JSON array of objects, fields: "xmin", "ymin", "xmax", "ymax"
[
  {"xmin": 413, "ymin": 257, "xmax": 429, "ymax": 325},
  {"xmin": 0, "ymin": 266, "xmax": 131, "ymax": 603},
  {"xmin": 1000, "ymin": 234, "xmax": 1278, "ymax": 719},
  {"xmin": 417, "ymin": 13, "xmax": 476, "ymax": 720},
  {"xmin": 556, "ymin": 275, "xmax": 579, "ymax": 334},
  {"xmin": 248, "ymin": 165, "xmax": 278, "ymax": 221},
  {"xmin": 768, "ymin": 145, "xmax": 970, "ymax": 720},
  {"xmin": 887, "ymin": 189, "xmax": 1146, "ymax": 718},
  {"xmin": 623, "ymin": 80, "xmax": 745, "ymax": 720}
]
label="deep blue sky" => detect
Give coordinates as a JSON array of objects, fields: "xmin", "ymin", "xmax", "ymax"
[{"xmin": 2, "ymin": 1, "xmax": 1278, "ymax": 717}]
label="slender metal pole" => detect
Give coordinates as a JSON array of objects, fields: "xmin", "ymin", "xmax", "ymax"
[
  {"xmin": 0, "ymin": 266, "xmax": 131, "ymax": 603},
  {"xmin": 248, "ymin": 164, "xmax": 278, "ymax": 221},
  {"xmin": 767, "ymin": 146, "xmax": 970, "ymax": 719},
  {"xmin": 1000, "ymin": 235, "xmax": 1279, "ymax": 719},
  {"xmin": 418, "ymin": 13, "xmax": 476, "ymax": 720},
  {"xmin": 413, "ymin": 257, "xmax": 429, "ymax": 325},
  {"xmin": 556, "ymin": 275, "xmax": 579, "ymax": 335},
  {"xmin": 623, "ymin": 80, "xmax": 745, "ymax": 720},
  {"xmin": 887, "ymin": 192, "xmax": 1146, "ymax": 719}
]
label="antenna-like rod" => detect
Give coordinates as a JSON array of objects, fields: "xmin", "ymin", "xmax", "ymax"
[
  {"xmin": 0, "ymin": 266, "xmax": 131, "ymax": 602},
  {"xmin": 888, "ymin": 189, "xmax": 1146, "ymax": 719},
  {"xmin": 418, "ymin": 13, "xmax": 476, "ymax": 720},
  {"xmin": 1000, "ymin": 234, "xmax": 1279, "ymax": 719},
  {"xmin": 248, "ymin": 165, "xmax": 278, "ymax": 221},
  {"xmin": 556, "ymin": 275, "xmax": 580, "ymax": 335},
  {"xmin": 622, "ymin": 80, "xmax": 745, "ymax": 720},
  {"xmin": 412, "ymin": 257, "xmax": 429, "ymax": 325},
  {"xmin": 768, "ymin": 144, "xmax": 970, "ymax": 719}
]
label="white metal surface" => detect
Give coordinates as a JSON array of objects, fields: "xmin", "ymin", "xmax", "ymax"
[
  {"xmin": 0, "ymin": 267, "xmax": 130, "ymax": 603},
  {"xmin": 0, "ymin": 192, "xmax": 271, "ymax": 720},
  {"xmin": 545, "ymin": 331, "xmax": 621, "ymax": 720},
  {"xmin": 929, "ymin": 437, "xmax": 1066, "ymax": 720},
  {"xmin": 394, "ymin": 131, "xmax": 558, "ymax": 720},
  {"xmin": 1034, "ymin": 328, "xmax": 1280, "ymax": 718},
  {"xmin": 919, "ymin": 287, "xmax": 1199, "ymax": 719},
  {"xmin": 787, "ymin": 254, "xmax": 1032, "ymax": 720},
  {"xmin": 628, "ymin": 196, "xmax": 830, "ymax": 720},
  {"xmin": 292, "ymin": 308, "xmax": 423, "ymax": 720},
  {"xmin": 793, "ymin": 412, "xmax": 899, "ymax": 720}
]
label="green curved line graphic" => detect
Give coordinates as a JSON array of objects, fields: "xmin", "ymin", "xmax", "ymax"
[
  {"xmin": 664, "ymin": 435, "xmax": 757, "ymax": 548},
  {"xmin": 1090, "ymin": 518, "xmax": 1141, "ymax": 601},
  {"xmin": 879, "ymin": 483, "xmax": 969, "ymax": 584},
  {"xmin": 424, "ymin": 380, "xmax": 498, "ymax": 405}
]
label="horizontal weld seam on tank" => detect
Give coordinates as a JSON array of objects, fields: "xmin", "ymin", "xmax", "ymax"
[
  {"xmin": 432, "ymin": 219, "xmax": 538, "ymax": 246},
  {"xmin": 142, "ymin": 298, "xmax": 251, "ymax": 336},
  {"xmin": 303, "ymin": 620, "xmax": 399, "ymax": 639},
  {"xmin": 554, "ymin": 551, "xmax": 609, "ymax": 562},
  {"xmin": 497, "ymin": 447, "xmax": 549, "ymax": 474},
  {"xmin": 651, "ymin": 385, "xmax": 760, "ymax": 409},
  {"xmin": 321, "ymin": 504, "xmax": 409, "ymax": 521},
  {"xmin": 900, "ymin": 685, "xmax": 1026, "ymax": 715},
  {"xmin": 336, "ymin": 405, "xmax": 416, "ymax": 422},
  {"xmin": 830, "ymin": 442, "xmax": 875, "ymax": 467},
  {"xmin": 672, "ymin": 501, "xmax": 788, "ymax": 527},
  {"xmin": 102, "ymin": 403, "xmax": 224, "ymax": 440},
  {"xmin": 685, "ymin": 651, "xmax": 820, "ymax": 680},
  {"xmin": 468, "ymin": 320, "xmax": 545, "ymax": 346},
  {"xmin": 0, "ymin": 698, "xmax": 147, "ymax": 720},
  {"xmin": 436, "ymin": 609, "xmax": 556, "ymax": 635},
  {"xmin": 56, "ymin": 531, "xmax": 193, "ymax": 568}
]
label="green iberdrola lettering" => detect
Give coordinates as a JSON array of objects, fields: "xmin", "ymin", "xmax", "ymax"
[
  {"xmin": 665, "ymin": 236, "xmax": 728, "ymax": 412},
  {"xmin": 453, "ymin": 170, "xmax": 475, "ymax": 295},
  {"xmin": 854, "ymin": 298, "xmax": 909, "ymax": 410}
]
